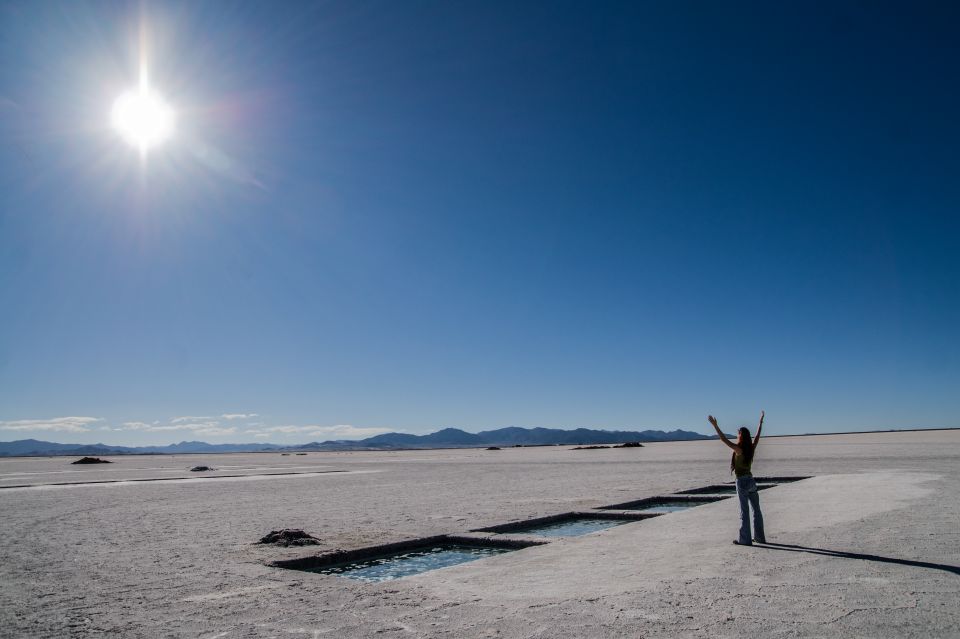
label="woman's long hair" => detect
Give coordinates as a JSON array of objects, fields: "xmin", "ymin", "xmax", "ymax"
[{"xmin": 731, "ymin": 426, "xmax": 754, "ymax": 473}]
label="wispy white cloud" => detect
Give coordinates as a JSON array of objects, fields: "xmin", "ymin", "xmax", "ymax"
[
  {"xmin": 170, "ymin": 413, "xmax": 257, "ymax": 424},
  {"xmin": 156, "ymin": 424, "xmax": 236, "ymax": 436},
  {"xmin": 119, "ymin": 421, "xmax": 152, "ymax": 431},
  {"xmin": 114, "ymin": 420, "xmax": 235, "ymax": 436},
  {"xmin": 195, "ymin": 426, "xmax": 237, "ymax": 436},
  {"xmin": 170, "ymin": 415, "xmax": 215, "ymax": 424},
  {"xmin": 0, "ymin": 416, "xmax": 101, "ymax": 433},
  {"xmin": 1, "ymin": 412, "xmax": 386, "ymax": 442},
  {"xmin": 250, "ymin": 425, "xmax": 318, "ymax": 434},
  {"xmin": 244, "ymin": 424, "xmax": 391, "ymax": 440}
]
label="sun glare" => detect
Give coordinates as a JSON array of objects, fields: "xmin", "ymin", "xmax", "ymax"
[{"xmin": 111, "ymin": 88, "xmax": 174, "ymax": 152}]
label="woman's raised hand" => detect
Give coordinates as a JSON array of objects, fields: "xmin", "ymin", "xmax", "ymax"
[{"xmin": 708, "ymin": 415, "xmax": 719, "ymax": 429}]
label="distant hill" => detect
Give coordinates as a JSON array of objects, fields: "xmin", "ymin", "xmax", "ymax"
[
  {"xmin": 293, "ymin": 426, "xmax": 710, "ymax": 450},
  {"xmin": 0, "ymin": 427, "xmax": 710, "ymax": 457},
  {"xmin": 359, "ymin": 427, "xmax": 486, "ymax": 448}
]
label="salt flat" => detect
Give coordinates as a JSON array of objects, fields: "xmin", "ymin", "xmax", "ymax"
[{"xmin": 1, "ymin": 431, "xmax": 958, "ymax": 638}]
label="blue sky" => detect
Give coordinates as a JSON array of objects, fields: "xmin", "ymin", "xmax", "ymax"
[{"xmin": 1, "ymin": 1, "xmax": 958, "ymax": 445}]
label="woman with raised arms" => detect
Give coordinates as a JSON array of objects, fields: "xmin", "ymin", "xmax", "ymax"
[{"xmin": 708, "ymin": 411, "xmax": 766, "ymax": 546}]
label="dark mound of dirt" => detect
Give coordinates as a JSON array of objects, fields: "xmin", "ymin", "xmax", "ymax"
[
  {"xmin": 189, "ymin": 465, "xmax": 214, "ymax": 472},
  {"xmin": 572, "ymin": 445, "xmax": 611, "ymax": 450},
  {"xmin": 486, "ymin": 446, "xmax": 502, "ymax": 450},
  {"xmin": 71, "ymin": 457, "xmax": 112, "ymax": 464},
  {"xmin": 295, "ymin": 453, "xmax": 307, "ymax": 455},
  {"xmin": 257, "ymin": 529, "xmax": 321, "ymax": 547},
  {"xmin": 614, "ymin": 441, "xmax": 644, "ymax": 448},
  {"xmin": 280, "ymin": 453, "xmax": 290, "ymax": 456}
]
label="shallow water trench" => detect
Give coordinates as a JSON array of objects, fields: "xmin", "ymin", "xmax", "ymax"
[
  {"xmin": 506, "ymin": 517, "xmax": 632, "ymax": 537},
  {"xmin": 636, "ymin": 500, "xmax": 714, "ymax": 513},
  {"xmin": 304, "ymin": 545, "xmax": 512, "ymax": 582}
]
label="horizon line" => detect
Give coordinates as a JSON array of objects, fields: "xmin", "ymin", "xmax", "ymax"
[{"xmin": 1, "ymin": 426, "xmax": 958, "ymax": 456}]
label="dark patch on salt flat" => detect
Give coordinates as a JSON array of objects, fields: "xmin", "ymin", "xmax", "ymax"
[{"xmin": 258, "ymin": 529, "xmax": 321, "ymax": 547}]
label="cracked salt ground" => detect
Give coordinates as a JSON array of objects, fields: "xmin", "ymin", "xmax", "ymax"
[{"xmin": 3, "ymin": 432, "xmax": 960, "ymax": 637}]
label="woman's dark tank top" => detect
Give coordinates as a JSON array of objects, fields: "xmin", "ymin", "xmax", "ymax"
[{"xmin": 733, "ymin": 451, "xmax": 752, "ymax": 477}]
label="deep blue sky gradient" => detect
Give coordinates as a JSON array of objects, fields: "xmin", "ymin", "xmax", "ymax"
[{"xmin": 1, "ymin": 1, "xmax": 958, "ymax": 443}]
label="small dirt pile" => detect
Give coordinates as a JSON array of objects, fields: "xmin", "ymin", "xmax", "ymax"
[
  {"xmin": 614, "ymin": 441, "xmax": 644, "ymax": 448},
  {"xmin": 189, "ymin": 465, "xmax": 214, "ymax": 472},
  {"xmin": 257, "ymin": 529, "xmax": 321, "ymax": 547},
  {"xmin": 72, "ymin": 457, "xmax": 112, "ymax": 464}
]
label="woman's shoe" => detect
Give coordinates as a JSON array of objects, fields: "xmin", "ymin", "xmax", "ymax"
[{"xmin": 732, "ymin": 540, "xmax": 752, "ymax": 546}]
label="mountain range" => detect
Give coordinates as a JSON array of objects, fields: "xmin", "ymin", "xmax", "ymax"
[{"xmin": 0, "ymin": 426, "xmax": 711, "ymax": 457}]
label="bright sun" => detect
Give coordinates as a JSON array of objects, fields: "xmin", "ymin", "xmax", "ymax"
[{"xmin": 111, "ymin": 87, "xmax": 174, "ymax": 152}]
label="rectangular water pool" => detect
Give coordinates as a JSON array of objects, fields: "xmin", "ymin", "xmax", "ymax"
[
  {"xmin": 505, "ymin": 517, "xmax": 633, "ymax": 537},
  {"xmin": 644, "ymin": 502, "xmax": 698, "ymax": 513},
  {"xmin": 473, "ymin": 512, "xmax": 653, "ymax": 537},
  {"xmin": 735, "ymin": 476, "xmax": 811, "ymax": 484},
  {"xmin": 600, "ymin": 495, "xmax": 727, "ymax": 511},
  {"xmin": 272, "ymin": 535, "xmax": 541, "ymax": 582},
  {"xmin": 308, "ymin": 544, "xmax": 511, "ymax": 582},
  {"xmin": 675, "ymin": 484, "xmax": 774, "ymax": 495},
  {"xmin": 637, "ymin": 498, "xmax": 723, "ymax": 513}
]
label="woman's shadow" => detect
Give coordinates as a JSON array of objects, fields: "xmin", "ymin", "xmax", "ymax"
[{"xmin": 755, "ymin": 542, "xmax": 960, "ymax": 576}]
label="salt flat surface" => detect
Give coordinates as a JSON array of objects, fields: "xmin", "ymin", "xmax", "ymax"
[{"xmin": 1, "ymin": 431, "xmax": 958, "ymax": 637}]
